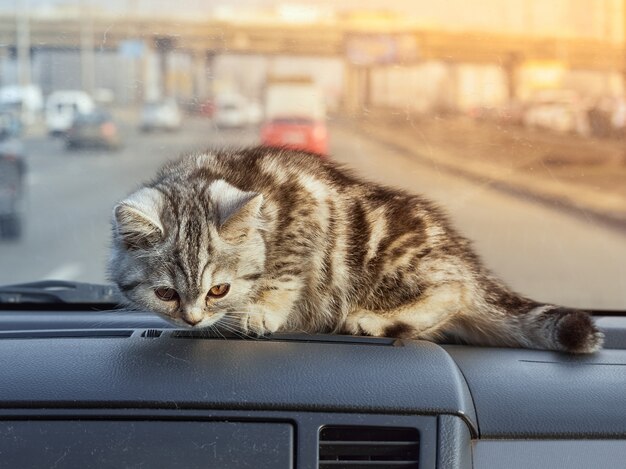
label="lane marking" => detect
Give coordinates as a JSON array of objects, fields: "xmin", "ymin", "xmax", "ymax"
[{"xmin": 43, "ymin": 262, "xmax": 83, "ymax": 281}]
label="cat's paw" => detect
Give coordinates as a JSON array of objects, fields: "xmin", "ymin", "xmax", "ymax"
[
  {"xmin": 241, "ymin": 307, "xmax": 283, "ymax": 336},
  {"xmin": 343, "ymin": 312, "xmax": 386, "ymax": 337}
]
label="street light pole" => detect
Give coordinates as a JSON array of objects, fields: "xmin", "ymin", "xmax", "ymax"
[
  {"xmin": 623, "ymin": 0, "xmax": 626, "ymax": 94},
  {"xmin": 16, "ymin": 0, "xmax": 31, "ymax": 86},
  {"xmin": 80, "ymin": 0, "xmax": 95, "ymax": 95}
]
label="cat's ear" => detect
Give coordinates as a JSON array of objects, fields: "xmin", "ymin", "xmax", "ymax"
[
  {"xmin": 113, "ymin": 187, "xmax": 164, "ymax": 249},
  {"xmin": 209, "ymin": 179, "xmax": 263, "ymax": 243}
]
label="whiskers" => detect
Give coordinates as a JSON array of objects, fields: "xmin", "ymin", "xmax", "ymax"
[
  {"xmin": 76, "ymin": 305, "xmax": 169, "ymax": 330},
  {"xmin": 217, "ymin": 311, "xmax": 312, "ymax": 338},
  {"xmin": 216, "ymin": 309, "xmax": 286, "ymax": 340},
  {"xmin": 81, "ymin": 303, "xmax": 303, "ymax": 343},
  {"xmin": 217, "ymin": 313, "xmax": 258, "ymax": 340}
]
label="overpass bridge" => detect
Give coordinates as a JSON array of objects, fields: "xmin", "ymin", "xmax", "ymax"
[{"xmin": 0, "ymin": 14, "xmax": 624, "ymax": 108}]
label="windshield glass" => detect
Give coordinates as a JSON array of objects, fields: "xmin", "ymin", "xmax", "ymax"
[{"xmin": 0, "ymin": 0, "xmax": 624, "ymax": 310}]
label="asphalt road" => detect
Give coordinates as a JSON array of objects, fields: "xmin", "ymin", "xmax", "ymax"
[
  {"xmin": 0, "ymin": 118, "xmax": 258, "ymax": 287},
  {"xmin": 0, "ymin": 116, "xmax": 624, "ymax": 310}
]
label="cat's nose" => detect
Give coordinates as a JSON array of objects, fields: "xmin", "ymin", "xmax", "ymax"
[
  {"xmin": 183, "ymin": 316, "xmax": 202, "ymax": 326},
  {"xmin": 181, "ymin": 309, "xmax": 203, "ymax": 326}
]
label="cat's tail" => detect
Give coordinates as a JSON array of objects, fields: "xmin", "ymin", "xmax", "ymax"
[{"xmin": 450, "ymin": 296, "xmax": 604, "ymax": 354}]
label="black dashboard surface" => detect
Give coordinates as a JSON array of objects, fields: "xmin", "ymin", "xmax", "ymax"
[
  {"xmin": 0, "ymin": 330, "xmax": 477, "ymax": 431},
  {"xmin": 0, "ymin": 312, "xmax": 625, "ymax": 440},
  {"xmin": 0, "ymin": 420, "xmax": 294, "ymax": 469},
  {"xmin": 444, "ymin": 345, "xmax": 626, "ymax": 438}
]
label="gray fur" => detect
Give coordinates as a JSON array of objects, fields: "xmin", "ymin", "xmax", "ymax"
[{"xmin": 108, "ymin": 148, "xmax": 603, "ymax": 353}]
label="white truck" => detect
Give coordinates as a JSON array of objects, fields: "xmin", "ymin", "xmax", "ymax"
[
  {"xmin": 45, "ymin": 90, "xmax": 95, "ymax": 136},
  {"xmin": 264, "ymin": 76, "xmax": 325, "ymax": 123}
]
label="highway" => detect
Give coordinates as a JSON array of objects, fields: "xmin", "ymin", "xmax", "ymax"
[{"xmin": 0, "ymin": 115, "xmax": 624, "ymax": 310}]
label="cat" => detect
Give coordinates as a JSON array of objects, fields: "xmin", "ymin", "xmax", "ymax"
[{"xmin": 109, "ymin": 147, "xmax": 603, "ymax": 353}]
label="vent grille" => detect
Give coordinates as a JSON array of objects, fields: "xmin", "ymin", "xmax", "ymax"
[
  {"xmin": 0, "ymin": 329, "xmax": 134, "ymax": 339},
  {"xmin": 170, "ymin": 330, "xmax": 395, "ymax": 345},
  {"xmin": 319, "ymin": 426, "xmax": 419, "ymax": 469}
]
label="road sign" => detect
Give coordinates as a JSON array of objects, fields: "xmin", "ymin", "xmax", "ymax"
[
  {"xmin": 345, "ymin": 33, "xmax": 418, "ymax": 66},
  {"xmin": 119, "ymin": 39, "xmax": 145, "ymax": 59}
]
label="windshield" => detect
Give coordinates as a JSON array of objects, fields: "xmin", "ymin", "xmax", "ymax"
[{"xmin": 0, "ymin": 1, "xmax": 624, "ymax": 311}]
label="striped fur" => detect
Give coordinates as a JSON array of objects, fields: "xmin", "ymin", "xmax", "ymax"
[{"xmin": 109, "ymin": 147, "xmax": 603, "ymax": 353}]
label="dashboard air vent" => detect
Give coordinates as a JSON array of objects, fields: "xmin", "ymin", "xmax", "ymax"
[
  {"xmin": 0, "ymin": 329, "xmax": 133, "ymax": 339},
  {"xmin": 319, "ymin": 426, "xmax": 419, "ymax": 468}
]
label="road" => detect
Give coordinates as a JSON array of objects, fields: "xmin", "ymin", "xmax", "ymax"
[
  {"xmin": 0, "ymin": 118, "xmax": 258, "ymax": 287},
  {"xmin": 1, "ymin": 116, "xmax": 624, "ymax": 310}
]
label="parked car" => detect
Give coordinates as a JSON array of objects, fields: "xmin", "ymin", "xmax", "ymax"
[
  {"xmin": 65, "ymin": 109, "xmax": 122, "ymax": 151},
  {"xmin": 45, "ymin": 90, "xmax": 94, "ymax": 136},
  {"xmin": 261, "ymin": 117, "xmax": 328, "ymax": 156},
  {"xmin": 139, "ymin": 100, "xmax": 182, "ymax": 132},
  {"xmin": 0, "ymin": 111, "xmax": 26, "ymax": 239}
]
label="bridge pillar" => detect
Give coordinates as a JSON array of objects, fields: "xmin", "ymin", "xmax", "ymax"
[
  {"xmin": 154, "ymin": 36, "xmax": 175, "ymax": 98},
  {"xmin": 445, "ymin": 61, "xmax": 460, "ymax": 113},
  {"xmin": 342, "ymin": 64, "xmax": 357, "ymax": 114},
  {"xmin": 140, "ymin": 41, "xmax": 157, "ymax": 102},
  {"xmin": 0, "ymin": 47, "xmax": 7, "ymax": 86},
  {"xmin": 191, "ymin": 51, "xmax": 215, "ymax": 101},
  {"xmin": 363, "ymin": 66, "xmax": 372, "ymax": 109},
  {"xmin": 504, "ymin": 53, "xmax": 521, "ymax": 101},
  {"xmin": 16, "ymin": 6, "xmax": 31, "ymax": 86},
  {"xmin": 343, "ymin": 64, "xmax": 369, "ymax": 116}
]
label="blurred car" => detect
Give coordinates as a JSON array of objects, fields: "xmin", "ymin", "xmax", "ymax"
[
  {"xmin": 0, "ymin": 85, "xmax": 44, "ymax": 127},
  {"xmin": 522, "ymin": 90, "xmax": 588, "ymax": 135},
  {"xmin": 498, "ymin": 101, "xmax": 527, "ymax": 126},
  {"xmin": 246, "ymin": 100, "xmax": 264, "ymax": 126},
  {"xmin": 214, "ymin": 94, "xmax": 250, "ymax": 128},
  {"xmin": 65, "ymin": 109, "xmax": 122, "ymax": 151},
  {"xmin": 468, "ymin": 102, "xmax": 526, "ymax": 126},
  {"xmin": 261, "ymin": 117, "xmax": 328, "ymax": 156},
  {"xmin": 199, "ymin": 99, "xmax": 216, "ymax": 118},
  {"xmin": 260, "ymin": 75, "xmax": 328, "ymax": 155},
  {"xmin": 467, "ymin": 105, "xmax": 499, "ymax": 121},
  {"xmin": 523, "ymin": 103, "xmax": 577, "ymax": 133},
  {"xmin": 0, "ymin": 111, "xmax": 26, "ymax": 239},
  {"xmin": 46, "ymin": 90, "xmax": 94, "ymax": 136},
  {"xmin": 140, "ymin": 100, "xmax": 182, "ymax": 132},
  {"xmin": 180, "ymin": 98, "xmax": 215, "ymax": 118}
]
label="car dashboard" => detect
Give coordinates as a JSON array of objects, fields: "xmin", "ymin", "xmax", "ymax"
[{"xmin": 0, "ymin": 309, "xmax": 625, "ymax": 469}]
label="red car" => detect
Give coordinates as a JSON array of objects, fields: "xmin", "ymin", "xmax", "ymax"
[{"xmin": 261, "ymin": 117, "xmax": 328, "ymax": 156}]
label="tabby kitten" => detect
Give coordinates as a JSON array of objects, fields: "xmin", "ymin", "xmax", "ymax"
[{"xmin": 109, "ymin": 147, "xmax": 603, "ymax": 353}]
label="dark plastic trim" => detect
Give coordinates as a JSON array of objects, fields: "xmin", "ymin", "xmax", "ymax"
[{"xmin": 0, "ymin": 409, "xmax": 439, "ymax": 469}]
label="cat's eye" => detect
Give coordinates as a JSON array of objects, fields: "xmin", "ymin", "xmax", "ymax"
[
  {"xmin": 207, "ymin": 283, "xmax": 230, "ymax": 299},
  {"xmin": 154, "ymin": 287, "xmax": 179, "ymax": 302}
]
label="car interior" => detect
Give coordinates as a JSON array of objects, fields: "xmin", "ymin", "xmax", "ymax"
[
  {"xmin": 0, "ymin": 282, "xmax": 625, "ymax": 468},
  {"xmin": 1, "ymin": 2, "xmax": 626, "ymax": 468}
]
